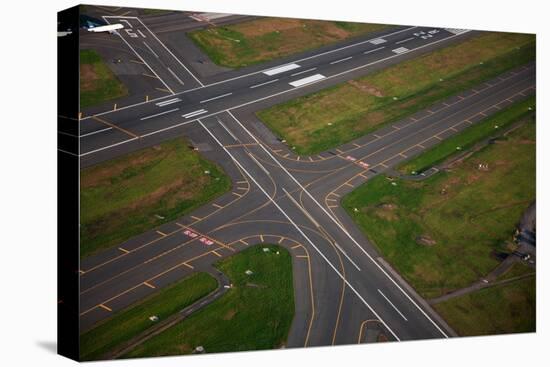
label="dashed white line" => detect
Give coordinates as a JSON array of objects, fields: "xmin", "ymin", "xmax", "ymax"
[
  {"xmin": 216, "ymin": 117, "xmax": 238, "ymax": 141},
  {"xmin": 250, "ymin": 79, "xmax": 279, "ymax": 89},
  {"xmin": 378, "ymin": 289, "xmax": 408, "ymax": 321},
  {"xmin": 137, "ymin": 29, "xmax": 146, "ymax": 38},
  {"xmin": 142, "ymin": 41, "xmax": 159, "ymax": 58},
  {"xmin": 200, "ymin": 92, "xmax": 233, "ymax": 104},
  {"xmin": 291, "ymin": 67, "xmax": 317, "ymax": 77},
  {"xmin": 247, "ymin": 152, "xmax": 270, "ymax": 176},
  {"xmin": 330, "ymin": 56, "xmax": 353, "ymax": 65},
  {"xmin": 364, "ymin": 46, "xmax": 385, "ymax": 54},
  {"xmin": 167, "ymin": 67, "xmax": 185, "ymax": 85},
  {"xmin": 395, "ymin": 37, "xmax": 415, "ymax": 45},
  {"xmin": 140, "ymin": 108, "xmax": 179, "ymax": 121}
]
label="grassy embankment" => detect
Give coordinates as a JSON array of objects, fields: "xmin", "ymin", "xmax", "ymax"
[
  {"xmin": 80, "ymin": 138, "xmax": 231, "ymax": 258},
  {"xmin": 342, "ymin": 106, "xmax": 535, "ymax": 300},
  {"xmin": 257, "ymin": 32, "xmax": 534, "ymax": 155},
  {"xmin": 80, "ymin": 49, "xmax": 128, "ymax": 108},
  {"xmin": 125, "ymin": 244, "xmax": 294, "ymax": 357},
  {"xmin": 81, "ymin": 272, "xmax": 218, "ymax": 361},
  {"xmin": 189, "ymin": 17, "xmax": 390, "ymax": 68}
]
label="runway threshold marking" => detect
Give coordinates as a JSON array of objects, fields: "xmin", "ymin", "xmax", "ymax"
[
  {"xmin": 92, "ymin": 116, "xmax": 139, "ymax": 138},
  {"xmin": 263, "ymin": 63, "xmax": 301, "ymax": 76},
  {"xmin": 289, "ymin": 73, "xmax": 326, "ymax": 87}
]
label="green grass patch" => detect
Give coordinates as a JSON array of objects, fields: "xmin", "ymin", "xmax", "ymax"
[
  {"xmin": 257, "ymin": 32, "xmax": 535, "ymax": 155},
  {"xmin": 399, "ymin": 97, "xmax": 535, "ymax": 174},
  {"xmin": 80, "ymin": 138, "xmax": 231, "ymax": 258},
  {"xmin": 433, "ymin": 276, "xmax": 535, "ymax": 336},
  {"xmin": 498, "ymin": 261, "xmax": 535, "ymax": 281},
  {"xmin": 342, "ymin": 115, "xmax": 535, "ymax": 299},
  {"xmin": 189, "ymin": 17, "xmax": 389, "ymax": 68},
  {"xmin": 80, "ymin": 49, "xmax": 128, "ymax": 108},
  {"xmin": 124, "ymin": 244, "xmax": 295, "ymax": 357},
  {"xmin": 80, "ymin": 272, "xmax": 217, "ymax": 361}
]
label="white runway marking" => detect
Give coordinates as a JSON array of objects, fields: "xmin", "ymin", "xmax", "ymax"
[
  {"xmin": 140, "ymin": 108, "xmax": 179, "ymax": 121},
  {"xmin": 167, "ymin": 67, "xmax": 185, "ymax": 85},
  {"xmin": 155, "ymin": 98, "xmax": 181, "ymax": 107},
  {"xmin": 289, "ymin": 73, "xmax": 326, "ymax": 87},
  {"xmin": 291, "ymin": 67, "xmax": 317, "ymax": 76},
  {"xmin": 395, "ymin": 37, "xmax": 415, "ymax": 45},
  {"xmin": 364, "ymin": 46, "xmax": 385, "ymax": 54},
  {"xmin": 80, "ymin": 127, "xmax": 113, "ymax": 138},
  {"xmin": 378, "ymin": 289, "xmax": 408, "ymax": 321},
  {"xmin": 392, "ymin": 47, "xmax": 409, "ymax": 54},
  {"xmin": 330, "ymin": 56, "xmax": 353, "ymax": 65},
  {"xmin": 370, "ymin": 38, "xmax": 386, "ymax": 45},
  {"xmin": 200, "ymin": 92, "xmax": 233, "ymax": 104},
  {"xmin": 250, "ymin": 79, "xmax": 279, "ymax": 89},
  {"xmin": 247, "ymin": 152, "xmax": 270, "ymax": 175},
  {"xmin": 263, "ymin": 63, "xmax": 301, "ymax": 76},
  {"xmin": 182, "ymin": 109, "xmax": 207, "ymax": 118},
  {"xmin": 142, "ymin": 41, "xmax": 159, "ymax": 58},
  {"xmin": 217, "ymin": 117, "xmax": 238, "ymax": 141},
  {"xmin": 444, "ymin": 28, "xmax": 470, "ymax": 35}
]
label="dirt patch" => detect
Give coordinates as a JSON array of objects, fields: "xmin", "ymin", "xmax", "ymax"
[
  {"xmin": 81, "ymin": 145, "xmax": 165, "ymax": 188},
  {"xmin": 416, "ymin": 234, "xmax": 437, "ymax": 246},
  {"xmin": 80, "ymin": 64, "xmax": 99, "ymax": 92},
  {"xmin": 234, "ymin": 18, "xmax": 303, "ymax": 37},
  {"xmin": 373, "ymin": 203, "xmax": 399, "ymax": 221},
  {"xmin": 223, "ymin": 309, "xmax": 237, "ymax": 320},
  {"xmin": 348, "ymin": 80, "xmax": 384, "ymax": 97}
]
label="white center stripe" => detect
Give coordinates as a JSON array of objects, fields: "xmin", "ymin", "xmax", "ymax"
[
  {"xmin": 182, "ymin": 109, "xmax": 207, "ymax": 118},
  {"xmin": 200, "ymin": 92, "xmax": 233, "ymax": 104},
  {"xmin": 140, "ymin": 108, "xmax": 179, "ymax": 121},
  {"xmin": 330, "ymin": 56, "xmax": 353, "ymax": 65},
  {"xmin": 378, "ymin": 289, "xmax": 408, "ymax": 321},
  {"xmin": 250, "ymin": 79, "xmax": 279, "ymax": 89},
  {"xmin": 364, "ymin": 46, "xmax": 385, "ymax": 54},
  {"xmin": 263, "ymin": 63, "xmax": 300, "ymax": 76},
  {"xmin": 289, "ymin": 74, "xmax": 326, "ymax": 87},
  {"xmin": 395, "ymin": 37, "xmax": 415, "ymax": 45},
  {"xmin": 291, "ymin": 67, "xmax": 317, "ymax": 76},
  {"xmin": 142, "ymin": 41, "xmax": 158, "ymax": 58},
  {"xmin": 167, "ymin": 67, "xmax": 185, "ymax": 85}
]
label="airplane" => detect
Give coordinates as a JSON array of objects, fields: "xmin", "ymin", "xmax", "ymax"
[{"xmin": 86, "ymin": 23, "xmax": 124, "ymax": 33}]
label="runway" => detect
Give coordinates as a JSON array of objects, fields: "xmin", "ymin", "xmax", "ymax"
[{"xmin": 71, "ymin": 11, "xmax": 536, "ymax": 349}]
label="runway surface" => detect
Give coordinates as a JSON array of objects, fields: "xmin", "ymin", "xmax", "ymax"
[{"xmin": 69, "ymin": 10, "xmax": 536, "ymax": 349}]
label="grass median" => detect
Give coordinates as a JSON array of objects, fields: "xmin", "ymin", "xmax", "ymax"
[
  {"xmin": 124, "ymin": 244, "xmax": 295, "ymax": 357},
  {"xmin": 257, "ymin": 32, "xmax": 535, "ymax": 155},
  {"xmin": 342, "ymin": 113, "xmax": 535, "ymax": 300},
  {"xmin": 80, "ymin": 49, "xmax": 128, "ymax": 108},
  {"xmin": 189, "ymin": 17, "xmax": 390, "ymax": 68},
  {"xmin": 80, "ymin": 138, "xmax": 231, "ymax": 258},
  {"xmin": 433, "ymin": 276, "xmax": 535, "ymax": 336},
  {"xmin": 398, "ymin": 96, "xmax": 535, "ymax": 174},
  {"xmin": 80, "ymin": 272, "xmax": 218, "ymax": 361}
]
